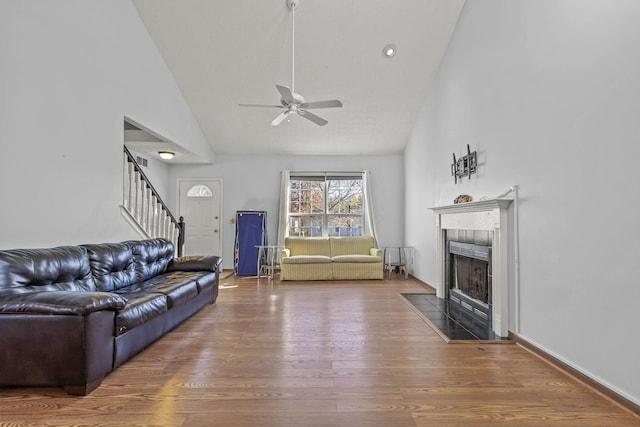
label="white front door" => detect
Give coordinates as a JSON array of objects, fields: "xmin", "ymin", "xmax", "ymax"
[{"xmin": 178, "ymin": 179, "xmax": 223, "ymax": 257}]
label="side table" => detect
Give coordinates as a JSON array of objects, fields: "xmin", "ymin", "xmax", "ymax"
[
  {"xmin": 256, "ymin": 245, "xmax": 282, "ymax": 280},
  {"xmin": 383, "ymin": 246, "xmax": 413, "ymax": 279}
]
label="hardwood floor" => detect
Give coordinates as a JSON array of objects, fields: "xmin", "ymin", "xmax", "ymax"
[{"xmin": 1, "ymin": 275, "xmax": 638, "ymax": 426}]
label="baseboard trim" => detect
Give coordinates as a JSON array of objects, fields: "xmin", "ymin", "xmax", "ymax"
[
  {"xmin": 509, "ymin": 331, "xmax": 640, "ymax": 418},
  {"xmin": 407, "ymin": 274, "xmax": 436, "ymax": 293},
  {"xmin": 219, "ymin": 269, "xmax": 235, "ymax": 280}
]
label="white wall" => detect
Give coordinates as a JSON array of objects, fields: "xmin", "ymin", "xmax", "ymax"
[
  {"xmin": 0, "ymin": 0, "xmax": 214, "ymax": 249},
  {"xmin": 168, "ymin": 154, "xmax": 404, "ymax": 270},
  {"xmin": 406, "ymin": 0, "xmax": 640, "ymax": 404}
]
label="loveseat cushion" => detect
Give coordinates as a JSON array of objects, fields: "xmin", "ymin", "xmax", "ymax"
[
  {"xmin": 113, "ymin": 291, "xmax": 167, "ymax": 336},
  {"xmin": 284, "ymin": 238, "xmax": 331, "ymax": 257},
  {"xmin": 0, "ymin": 291, "xmax": 126, "ymax": 315},
  {"xmin": 280, "ymin": 255, "xmax": 332, "ymax": 264},
  {"xmin": 82, "ymin": 242, "xmax": 137, "ymax": 292},
  {"xmin": 329, "ymin": 236, "xmax": 377, "ymax": 256},
  {"xmin": 0, "ymin": 246, "xmax": 96, "ymax": 296},
  {"xmin": 331, "ymin": 254, "xmax": 382, "ymax": 263}
]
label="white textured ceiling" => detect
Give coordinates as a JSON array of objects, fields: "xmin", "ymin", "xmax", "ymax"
[{"xmin": 132, "ymin": 0, "xmax": 465, "ymax": 157}]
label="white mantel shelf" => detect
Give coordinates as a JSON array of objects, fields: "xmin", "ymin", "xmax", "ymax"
[
  {"xmin": 430, "ymin": 198, "xmax": 513, "ymax": 214},
  {"xmin": 429, "ymin": 197, "xmax": 514, "ymax": 337}
]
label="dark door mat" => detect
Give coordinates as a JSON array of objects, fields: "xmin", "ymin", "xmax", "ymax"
[{"xmin": 401, "ymin": 293, "xmax": 509, "ymax": 341}]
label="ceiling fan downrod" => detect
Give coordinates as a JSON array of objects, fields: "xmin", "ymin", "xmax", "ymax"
[
  {"xmin": 238, "ymin": 0, "xmax": 342, "ymax": 127},
  {"xmin": 287, "ymin": 0, "xmax": 298, "ymax": 95}
]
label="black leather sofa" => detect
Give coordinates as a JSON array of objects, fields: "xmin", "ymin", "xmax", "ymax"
[{"xmin": 0, "ymin": 238, "xmax": 221, "ymax": 395}]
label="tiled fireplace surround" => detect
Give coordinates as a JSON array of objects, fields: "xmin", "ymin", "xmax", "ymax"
[{"xmin": 431, "ymin": 198, "xmax": 513, "ymax": 337}]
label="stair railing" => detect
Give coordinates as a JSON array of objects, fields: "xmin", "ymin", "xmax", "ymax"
[{"xmin": 121, "ymin": 146, "xmax": 185, "ymax": 256}]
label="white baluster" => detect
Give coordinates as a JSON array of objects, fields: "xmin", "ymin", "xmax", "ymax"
[
  {"xmin": 140, "ymin": 183, "xmax": 146, "ymax": 229},
  {"xmin": 145, "ymin": 189, "xmax": 153, "ymax": 233},
  {"xmin": 123, "ymin": 154, "xmax": 129, "ymax": 209},
  {"xmin": 127, "ymin": 162, "xmax": 135, "ymax": 212},
  {"xmin": 134, "ymin": 171, "xmax": 142, "ymax": 222},
  {"xmin": 156, "ymin": 202, "xmax": 163, "ymax": 238}
]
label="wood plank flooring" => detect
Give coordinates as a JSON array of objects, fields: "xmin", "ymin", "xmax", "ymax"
[{"xmin": 1, "ymin": 275, "xmax": 638, "ymax": 426}]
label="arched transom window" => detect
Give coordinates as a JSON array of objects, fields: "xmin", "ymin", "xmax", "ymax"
[{"xmin": 187, "ymin": 185, "xmax": 213, "ymax": 198}]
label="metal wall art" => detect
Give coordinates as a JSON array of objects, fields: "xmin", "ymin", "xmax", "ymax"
[{"xmin": 451, "ymin": 144, "xmax": 477, "ymax": 183}]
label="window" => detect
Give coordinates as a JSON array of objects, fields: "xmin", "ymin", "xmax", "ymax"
[
  {"xmin": 186, "ymin": 185, "xmax": 212, "ymax": 198},
  {"xmin": 288, "ymin": 174, "xmax": 363, "ymax": 237}
]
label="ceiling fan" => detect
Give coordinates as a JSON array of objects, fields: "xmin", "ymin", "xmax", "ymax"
[{"xmin": 239, "ymin": 0, "xmax": 343, "ymax": 126}]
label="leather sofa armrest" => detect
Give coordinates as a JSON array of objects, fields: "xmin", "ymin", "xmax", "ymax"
[
  {"xmin": 0, "ymin": 291, "xmax": 126, "ymax": 316},
  {"xmin": 281, "ymin": 248, "xmax": 290, "ymax": 258},
  {"xmin": 370, "ymin": 248, "xmax": 382, "ymax": 257},
  {"xmin": 167, "ymin": 255, "xmax": 222, "ymax": 272}
]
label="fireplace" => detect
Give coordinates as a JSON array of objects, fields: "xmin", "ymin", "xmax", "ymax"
[
  {"xmin": 430, "ymin": 198, "xmax": 513, "ymax": 337},
  {"xmin": 447, "ymin": 241, "xmax": 492, "ymax": 326}
]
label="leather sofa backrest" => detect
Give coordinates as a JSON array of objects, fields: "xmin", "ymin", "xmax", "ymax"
[
  {"xmin": 0, "ymin": 246, "xmax": 96, "ymax": 296},
  {"xmin": 82, "ymin": 242, "xmax": 137, "ymax": 292},
  {"xmin": 285, "ymin": 237, "xmax": 331, "ymax": 257},
  {"xmin": 329, "ymin": 236, "xmax": 376, "ymax": 257},
  {"xmin": 126, "ymin": 238, "xmax": 174, "ymax": 282}
]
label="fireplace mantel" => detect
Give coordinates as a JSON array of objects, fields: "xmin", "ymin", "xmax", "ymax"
[
  {"xmin": 430, "ymin": 198, "xmax": 513, "ymax": 337},
  {"xmin": 430, "ymin": 198, "xmax": 512, "ymax": 214}
]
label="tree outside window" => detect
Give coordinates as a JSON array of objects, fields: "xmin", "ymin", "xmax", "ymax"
[{"xmin": 288, "ymin": 175, "xmax": 363, "ymax": 237}]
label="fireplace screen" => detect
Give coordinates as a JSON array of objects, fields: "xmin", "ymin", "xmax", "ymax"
[
  {"xmin": 454, "ymin": 256, "xmax": 489, "ymax": 303},
  {"xmin": 447, "ymin": 240, "xmax": 492, "ymax": 322}
]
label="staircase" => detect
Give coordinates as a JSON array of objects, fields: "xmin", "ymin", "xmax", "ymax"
[{"xmin": 120, "ymin": 147, "xmax": 184, "ymax": 256}]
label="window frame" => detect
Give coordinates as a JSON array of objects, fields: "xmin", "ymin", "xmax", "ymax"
[{"xmin": 287, "ymin": 172, "xmax": 365, "ymax": 238}]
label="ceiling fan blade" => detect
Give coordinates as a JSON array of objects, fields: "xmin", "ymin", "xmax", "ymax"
[
  {"xmin": 239, "ymin": 104, "xmax": 284, "ymax": 108},
  {"xmin": 276, "ymin": 85, "xmax": 295, "ymax": 103},
  {"xmin": 271, "ymin": 111, "xmax": 290, "ymax": 126},
  {"xmin": 298, "ymin": 110, "xmax": 328, "ymax": 126},
  {"xmin": 300, "ymin": 100, "xmax": 343, "ymax": 109}
]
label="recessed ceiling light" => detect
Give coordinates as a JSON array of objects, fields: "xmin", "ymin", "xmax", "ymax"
[
  {"xmin": 158, "ymin": 151, "xmax": 175, "ymax": 160},
  {"xmin": 382, "ymin": 44, "xmax": 396, "ymax": 58}
]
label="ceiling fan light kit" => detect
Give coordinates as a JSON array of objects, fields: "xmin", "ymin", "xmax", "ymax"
[{"xmin": 239, "ymin": 0, "xmax": 343, "ymax": 126}]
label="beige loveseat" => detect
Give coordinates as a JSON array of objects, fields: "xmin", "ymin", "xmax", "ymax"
[{"xmin": 280, "ymin": 236, "xmax": 383, "ymax": 280}]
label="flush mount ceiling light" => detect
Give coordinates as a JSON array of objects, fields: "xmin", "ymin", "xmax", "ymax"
[
  {"xmin": 158, "ymin": 151, "xmax": 175, "ymax": 160},
  {"xmin": 382, "ymin": 44, "xmax": 397, "ymax": 58}
]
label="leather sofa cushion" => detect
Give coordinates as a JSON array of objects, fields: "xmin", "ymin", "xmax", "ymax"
[
  {"xmin": 0, "ymin": 291, "xmax": 126, "ymax": 315},
  {"xmin": 82, "ymin": 242, "xmax": 137, "ymax": 292},
  {"xmin": 133, "ymin": 272, "xmax": 199, "ymax": 308},
  {"xmin": 127, "ymin": 239, "xmax": 174, "ymax": 282},
  {"xmin": 113, "ymin": 291, "xmax": 167, "ymax": 336},
  {"xmin": 331, "ymin": 254, "xmax": 382, "ymax": 263},
  {"xmin": 281, "ymin": 255, "xmax": 332, "ymax": 264},
  {"xmin": 167, "ymin": 255, "xmax": 222, "ymax": 272},
  {"xmin": 194, "ymin": 271, "xmax": 218, "ymax": 292},
  {"xmin": 0, "ymin": 246, "xmax": 96, "ymax": 296}
]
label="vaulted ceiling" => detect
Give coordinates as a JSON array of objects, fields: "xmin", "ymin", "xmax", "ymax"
[{"xmin": 131, "ymin": 0, "xmax": 465, "ymax": 157}]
